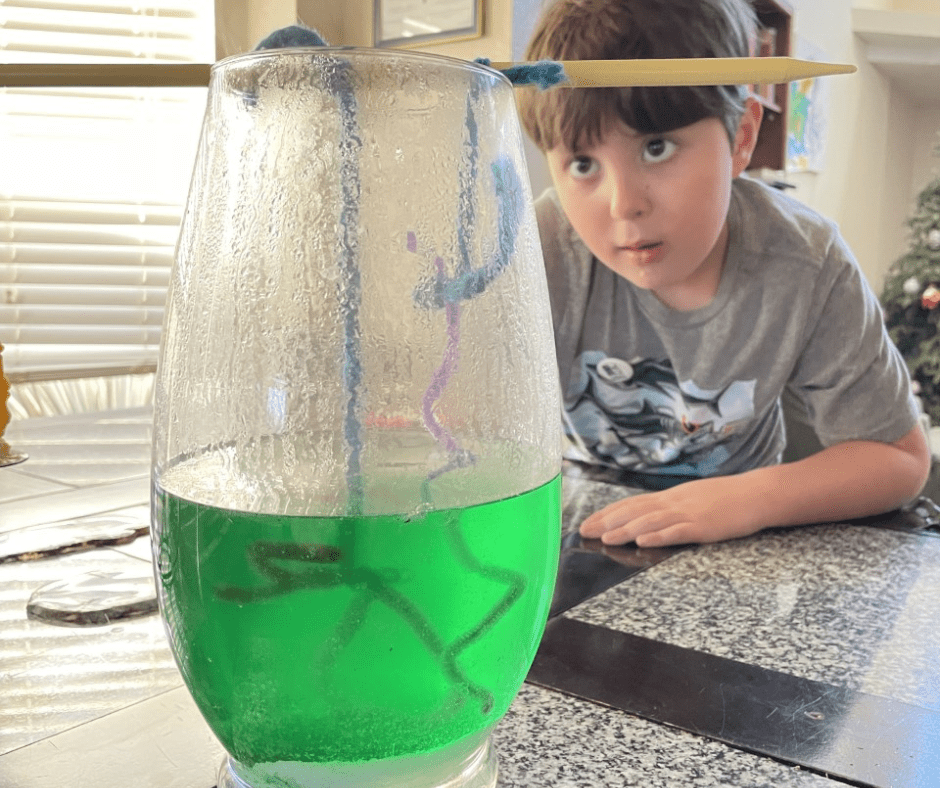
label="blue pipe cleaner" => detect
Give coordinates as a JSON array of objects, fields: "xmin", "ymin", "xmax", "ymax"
[
  {"xmin": 253, "ymin": 25, "xmax": 365, "ymax": 513},
  {"xmin": 412, "ymin": 155, "xmax": 523, "ymax": 310},
  {"xmin": 254, "ymin": 24, "xmax": 330, "ymax": 49},
  {"xmin": 474, "ymin": 58, "xmax": 567, "ymax": 90},
  {"xmin": 331, "ymin": 65, "xmax": 365, "ymax": 515}
]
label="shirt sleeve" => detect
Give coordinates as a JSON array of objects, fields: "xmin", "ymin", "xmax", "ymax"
[{"xmin": 788, "ymin": 230, "xmax": 920, "ymax": 447}]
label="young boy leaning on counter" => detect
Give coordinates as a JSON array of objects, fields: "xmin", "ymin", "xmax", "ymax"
[{"xmin": 517, "ymin": 0, "xmax": 931, "ymax": 548}]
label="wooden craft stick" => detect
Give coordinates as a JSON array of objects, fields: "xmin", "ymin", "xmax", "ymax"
[
  {"xmin": 0, "ymin": 63, "xmax": 212, "ymax": 88},
  {"xmin": 487, "ymin": 57, "xmax": 857, "ymax": 87},
  {"xmin": 0, "ymin": 56, "xmax": 854, "ymax": 89}
]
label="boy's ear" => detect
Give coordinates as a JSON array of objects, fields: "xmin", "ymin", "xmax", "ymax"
[{"xmin": 731, "ymin": 97, "xmax": 764, "ymax": 177}]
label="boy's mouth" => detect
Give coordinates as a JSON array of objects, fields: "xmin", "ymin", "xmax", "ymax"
[{"xmin": 621, "ymin": 241, "xmax": 664, "ymax": 266}]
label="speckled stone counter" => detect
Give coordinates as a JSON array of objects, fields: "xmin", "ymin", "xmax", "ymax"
[
  {"xmin": 565, "ymin": 522, "xmax": 940, "ymax": 709},
  {"xmin": 494, "ymin": 684, "xmax": 839, "ymax": 788}
]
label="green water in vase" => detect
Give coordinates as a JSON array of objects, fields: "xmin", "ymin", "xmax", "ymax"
[{"xmin": 154, "ymin": 474, "xmax": 560, "ymax": 767}]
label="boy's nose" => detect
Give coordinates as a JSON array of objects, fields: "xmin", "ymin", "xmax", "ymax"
[{"xmin": 608, "ymin": 172, "xmax": 650, "ymax": 220}]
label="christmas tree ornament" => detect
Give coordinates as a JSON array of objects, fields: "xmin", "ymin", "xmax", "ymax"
[
  {"xmin": 929, "ymin": 229, "xmax": 940, "ymax": 250},
  {"xmin": 921, "ymin": 284, "xmax": 940, "ymax": 310},
  {"xmin": 904, "ymin": 276, "xmax": 921, "ymax": 295}
]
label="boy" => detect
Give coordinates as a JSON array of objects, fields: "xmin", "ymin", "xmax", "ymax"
[{"xmin": 517, "ymin": 0, "xmax": 930, "ymax": 547}]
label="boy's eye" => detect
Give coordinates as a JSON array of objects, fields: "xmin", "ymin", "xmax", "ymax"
[
  {"xmin": 568, "ymin": 156, "xmax": 599, "ymax": 179},
  {"xmin": 642, "ymin": 138, "xmax": 677, "ymax": 163}
]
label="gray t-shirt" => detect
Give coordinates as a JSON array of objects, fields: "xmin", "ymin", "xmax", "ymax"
[{"xmin": 536, "ymin": 175, "xmax": 919, "ymax": 480}]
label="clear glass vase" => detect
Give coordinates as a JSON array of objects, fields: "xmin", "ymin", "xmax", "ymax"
[{"xmin": 151, "ymin": 47, "xmax": 561, "ymax": 788}]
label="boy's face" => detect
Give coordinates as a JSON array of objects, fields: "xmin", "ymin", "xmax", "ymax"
[{"xmin": 545, "ymin": 100, "xmax": 761, "ymax": 310}]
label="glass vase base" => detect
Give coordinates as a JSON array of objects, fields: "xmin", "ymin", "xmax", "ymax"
[{"xmin": 217, "ymin": 731, "xmax": 498, "ymax": 788}]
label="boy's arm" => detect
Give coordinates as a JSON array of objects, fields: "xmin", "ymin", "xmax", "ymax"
[{"xmin": 579, "ymin": 423, "xmax": 931, "ymax": 547}]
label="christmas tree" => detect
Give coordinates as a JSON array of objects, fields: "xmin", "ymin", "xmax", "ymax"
[{"xmin": 881, "ymin": 144, "xmax": 940, "ymax": 424}]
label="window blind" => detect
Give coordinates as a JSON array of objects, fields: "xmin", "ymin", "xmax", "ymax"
[{"xmin": 0, "ymin": 0, "xmax": 214, "ymax": 382}]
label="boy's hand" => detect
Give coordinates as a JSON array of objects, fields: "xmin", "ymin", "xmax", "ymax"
[
  {"xmin": 579, "ymin": 425, "xmax": 931, "ymax": 548},
  {"xmin": 578, "ymin": 475, "xmax": 766, "ymax": 548}
]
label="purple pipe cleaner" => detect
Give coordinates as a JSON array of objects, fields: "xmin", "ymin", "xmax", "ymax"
[{"xmin": 421, "ymin": 253, "xmax": 461, "ymax": 454}]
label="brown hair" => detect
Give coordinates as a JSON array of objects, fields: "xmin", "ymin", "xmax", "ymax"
[{"xmin": 518, "ymin": 0, "xmax": 758, "ymax": 151}]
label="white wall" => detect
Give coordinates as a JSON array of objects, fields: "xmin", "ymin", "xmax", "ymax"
[
  {"xmin": 785, "ymin": 0, "xmax": 940, "ymax": 290},
  {"xmin": 779, "ymin": 0, "xmax": 890, "ymax": 288}
]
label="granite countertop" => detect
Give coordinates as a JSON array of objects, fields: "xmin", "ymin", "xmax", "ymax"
[
  {"xmin": 566, "ymin": 521, "xmax": 940, "ymax": 706},
  {"xmin": 496, "ymin": 684, "xmax": 841, "ymax": 788},
  {"xmin": 2, "ymin": 409, "xmax": 939, "ymax": 788}
]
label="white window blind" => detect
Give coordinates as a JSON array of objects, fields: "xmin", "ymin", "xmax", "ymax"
[{"xmin": 0, "ymin": 0, "xmax": 214, "ymax": 382}]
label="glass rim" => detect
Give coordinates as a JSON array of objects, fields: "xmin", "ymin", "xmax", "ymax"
[{"xmin": 211, "ymin": 46, "xmax": 511, "ymax": 87}]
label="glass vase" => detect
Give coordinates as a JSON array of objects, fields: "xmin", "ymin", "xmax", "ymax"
[{"xmin": 151, "ymin": 47, "xmax": 561, "ymax": 788}]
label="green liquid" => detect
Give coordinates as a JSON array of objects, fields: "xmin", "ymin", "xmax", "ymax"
[{"xmin": 154, "ymin": 475, "xmax": 560, "ymax": 767}]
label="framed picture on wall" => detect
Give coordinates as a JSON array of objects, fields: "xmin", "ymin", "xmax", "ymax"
[{"xmin": 375, "ymin": 0, "xmax": 483, "ymax": 48}]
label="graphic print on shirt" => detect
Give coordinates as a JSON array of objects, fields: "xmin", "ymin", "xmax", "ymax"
[{"xmin": 566, "ymin": 352, "xmax": 756, "ymax": 475}]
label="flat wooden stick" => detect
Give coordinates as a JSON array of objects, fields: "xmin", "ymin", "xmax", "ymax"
[
  {"xmin": 488, "ymin": 57, "xmax": 857, "ymax": 87},
  {"xmin": 0, "ymin": 57, "xmax": 854, "ymax": 89},
  {"xmin": 0, "ymin": 63, "xmax": 212, "ymax": 88}
]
